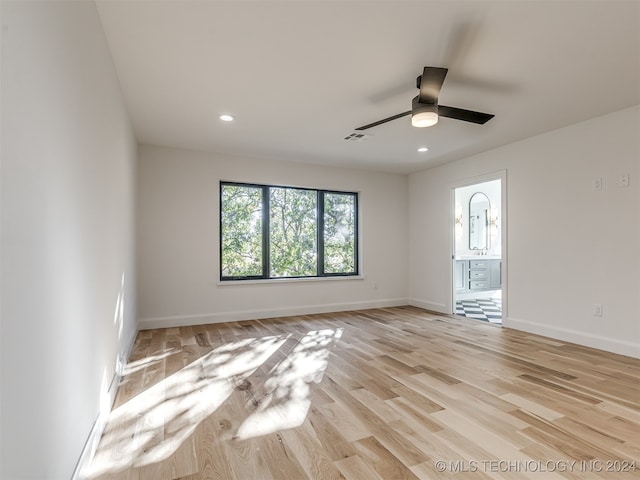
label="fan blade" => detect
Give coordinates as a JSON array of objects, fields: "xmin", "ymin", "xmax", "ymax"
[
  {"xmin": 417, "ymin": 67, "xmax": 448, "ymax": 104},
  {"xmin": 441, "ymin": 20, "xmax": 482, "ymax": 69},
  {"xmin": 355, "ymin": 111, "xmax": 411, "ymax": 131},
  {"xmin": 439, "ymin": 105, "xmax": 494, "ymax": 124}
]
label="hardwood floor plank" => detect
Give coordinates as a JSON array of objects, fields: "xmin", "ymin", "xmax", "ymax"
[
  {"xmin": 162, "ymin": 436, "xmax": 197, "ymax": 480},
  {"xmin": 387, "ymin": 417, "xmax": 459, "ymax": 462},
  {"xmin": 279, "ymin": 424, "xmax": 346, "ymax": 480},
  {"xmin": 334, "ymin": 455, "xmax": 385, "ymax": 480},
  {"xmin": 318, "ymin": 400, "xmax": 371, "ymax": 442},
  {"xmin": 322, "ymin": 380, "xmax": 431, "ymax": 467},
  {"xmin": 350, "ymin": 388, "xmax": 404, "ymax": 425},
  {"xmin": 499, "ymin": 392, "xmax": 564, "ymax": 421},
  {"xmin": 191, "ymin": 417, "xmax": 238, "ymax": 480},
  {"xmin": 511, "ymin": 409, "xmax": 619, "ymax": 461},
  {"xmin": 85, "ymin": 307, "xmax": 640, "ymax": 479},
  {"xmin": 303, "ymin": 405, "xmax": 357, "ymax": 461},
  {"xmin": 352, "ymin": 436, "xmax": 421, "ymax": 480},
  {"xmin": 390, "ymin": 385, "xmax": 444, "ymax": 413},
  {"xmin": 517, "ymin": 373, "xmax": 602, "ymax": 405},
  {"xmin": 412, "ymin": 363, "xmax": 462, "ymax": 385},
  {"xmin": 431, "ymin": 408, "xmax": 532, "ymax": 462}
]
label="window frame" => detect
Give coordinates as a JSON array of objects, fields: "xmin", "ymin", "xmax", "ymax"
[{"xmin": 220, "ymin": 181, "xmax": 359, "ymax": 281}]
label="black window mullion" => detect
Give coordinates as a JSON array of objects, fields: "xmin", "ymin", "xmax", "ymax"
[
  {"xmin": 353, "ymin": 193, "xmax": 359, "ymax": 276},
  {"xmin": 318, "ymin": 191, "xmax": 325, "ymax": 276},
  {"xmin": 262, "ymin": 186, "xmax": 270, "ymax": 278},
  {"xmin": 219, "ymin": 185, "xmax": 224, "ymax": 280}
]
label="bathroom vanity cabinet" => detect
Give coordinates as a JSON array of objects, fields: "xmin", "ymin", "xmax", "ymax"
[{"xmin": 455, "ymin": 258, "xmax": 501, "ymax": 293}]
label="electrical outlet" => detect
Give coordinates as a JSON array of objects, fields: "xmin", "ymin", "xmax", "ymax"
[
  {"xmin": 593, "ymin": 304, "xmax": 602, "ymax": 317},
  {"xmin": 619, "ymin": 174, "xmax": 630, "ymax": 188},
  {"xmin": 593, "ymin": 178, "xmax": 602, "ymax": 190}
]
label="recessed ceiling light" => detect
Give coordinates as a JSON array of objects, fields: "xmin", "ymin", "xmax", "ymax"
[
  {"xmin": 417, "ymin": 146, "xmax": 429, "ymax": 152},
  {"xmin": 219, "ymin": 114, "xmax": 234, "ymax": 122}
]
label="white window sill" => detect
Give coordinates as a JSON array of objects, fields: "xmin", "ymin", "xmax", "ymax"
[{"xmin": 218, "ymin": 275, "xmax": 365, "ymax": 286}]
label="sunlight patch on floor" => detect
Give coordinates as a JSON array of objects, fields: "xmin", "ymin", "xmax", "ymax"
[
  {"xmin": 84, "ymin": 334, "xmax": 289, "ymax": 478},
  {"xmin": 120, "ymin": 349, "xmax": 179, "ymax": 376},
  {"xmin": 235, "ymin": 328, "xmax": 343, "ymax": 440}
]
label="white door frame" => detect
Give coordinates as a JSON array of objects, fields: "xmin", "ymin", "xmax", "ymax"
[{"xmin": 449, "ymin": 170, "xmax": 507, "ymax": 323}]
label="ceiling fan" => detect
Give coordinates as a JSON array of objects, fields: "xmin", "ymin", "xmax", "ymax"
[{"xmin": 355, "ymin": 66, "xmax": 495, "ymax": 131}]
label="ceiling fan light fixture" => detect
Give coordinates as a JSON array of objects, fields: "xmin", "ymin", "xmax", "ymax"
[
  {"xmin": 412, "ymin": 111, "xmax": 438, "ymax": 128},
  {"xmin": 411, "ymin": 98, "xmax": 438, "ymax": 127}
]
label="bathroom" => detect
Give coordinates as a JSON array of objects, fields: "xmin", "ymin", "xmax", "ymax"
[{"xmin": 454, "ymin": 178, "xmax": 502, "ymax": 323}]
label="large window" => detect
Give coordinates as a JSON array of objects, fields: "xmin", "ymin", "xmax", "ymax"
[{"xmin": 220, "ymin": 182, "xmax": 358, "ymax": 280}]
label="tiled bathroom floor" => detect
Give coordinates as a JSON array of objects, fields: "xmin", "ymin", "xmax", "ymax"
[{"xmin": 455, "ymin": 298, "xmax": 502, "ymax": 324}]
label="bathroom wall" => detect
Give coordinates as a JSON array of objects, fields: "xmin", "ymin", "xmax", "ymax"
[{"xmin": 454, "ymin": 179, "xmax": 502, "ymax": 258}]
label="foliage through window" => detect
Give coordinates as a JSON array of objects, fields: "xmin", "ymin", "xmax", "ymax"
[{"xmin": 220, "ymin": 182, "xmax": 358, "ymax": 280}]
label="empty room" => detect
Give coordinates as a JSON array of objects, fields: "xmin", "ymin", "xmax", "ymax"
[{"xmin": 1, "ymin": 1, "xmax": 638, "ymax": 479}]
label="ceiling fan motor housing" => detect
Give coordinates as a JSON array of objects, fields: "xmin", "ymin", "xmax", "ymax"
[{"xmin": 411, "ymin": 96, "xmax": 439, "ymax": 127}]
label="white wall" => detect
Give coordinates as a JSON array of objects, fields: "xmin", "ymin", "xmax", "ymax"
[
  {"xmin": 409, "ymin": 106, "xmax": 640, "ymax": 358},
  {"xmin": 137, "ymin": 145, "xmax": 408, "ymax": 328},
  {"xmin": 1, "ymin": 2, "xmax": 137, "ymax": 478}
]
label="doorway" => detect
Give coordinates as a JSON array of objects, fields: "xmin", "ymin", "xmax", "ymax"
[{"xmin": 452, "ymin": 175, "xmax": 505, "ymax": 324}]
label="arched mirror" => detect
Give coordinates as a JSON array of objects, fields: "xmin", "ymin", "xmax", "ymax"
[{"xmin": 469, "ymin": 192, "xmax": 490, "ymax": 250}]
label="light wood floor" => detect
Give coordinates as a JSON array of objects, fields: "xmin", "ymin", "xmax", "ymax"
[{"xmin": 85, "ymin": 307, "xmax": 639, "ymax": 479}]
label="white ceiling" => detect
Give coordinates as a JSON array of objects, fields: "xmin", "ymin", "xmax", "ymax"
[{"xmin": 96, "ymin": 1, "xmax": 640, "ymax": 174}]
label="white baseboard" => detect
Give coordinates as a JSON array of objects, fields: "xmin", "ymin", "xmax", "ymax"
[
  {"xmin": 71, "ymin": 328, "xmax": 138, "ymax": 480},
  {"xmin": 407, "ymin": 298, "xmax": 448, "ymax": 314},
  {"xmin": 505, "ymin": 316, "xmax": 640, "ymax": 359},
  {"xmin": 71, "ymin": 410, "xmax": 108, "ymax": 480},
  {"xmin": 138, "ymin": 298, "xmax": 410, "ymax": 330}
]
